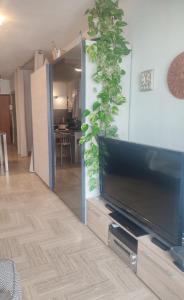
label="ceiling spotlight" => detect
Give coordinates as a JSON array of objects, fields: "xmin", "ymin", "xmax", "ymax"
[
  {"xmin": 0, "ymin": 15, "xmax": 5, "ymax": 26},
  {"xmin": 75, "ymin": 68, "xmax": 82, "ymax": 72}
]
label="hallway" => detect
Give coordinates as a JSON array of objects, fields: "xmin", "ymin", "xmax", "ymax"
[{"xmin": 0, "ymin": 152, "xmax": 157, "ymax": 300}]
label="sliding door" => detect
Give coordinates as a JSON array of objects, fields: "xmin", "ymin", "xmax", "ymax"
[{"xmin": 52, "ymin": 41, "xmax": 85, "ymax": 222}]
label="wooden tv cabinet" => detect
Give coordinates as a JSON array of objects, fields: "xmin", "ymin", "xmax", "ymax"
[
  {"xmin": 87, "ymin": 197, "xmax": 184, "ymax": 300},
  {"xmin": 138, "ymin": 235, "xmax": 184, "ymax": 300},
  {"xmin": 87, "ymin": 197, "xmax": 112, "ymax": 245}
]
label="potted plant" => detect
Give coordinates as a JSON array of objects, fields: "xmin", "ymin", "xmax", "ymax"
[{"xmin": 80, "ymin": 0, "xmax": 130, "ymax": 191}]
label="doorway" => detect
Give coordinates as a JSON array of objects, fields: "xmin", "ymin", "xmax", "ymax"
[
  {"xmin": 0, "ymin": 95, "xmax": 11, "ymax": 144},
  {"xmin": 52, "ymin": 43, "xmax": 83, "ymax": 220}
]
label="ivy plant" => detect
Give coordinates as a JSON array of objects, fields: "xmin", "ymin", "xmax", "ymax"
[{"xmin": 80, "ymin": 0, "xmax": 130, "ymax": 191}]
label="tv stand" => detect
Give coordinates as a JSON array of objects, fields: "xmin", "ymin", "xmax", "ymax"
[
  {"xmin": 109, "ymin": 211, "xmax": 147, "ymax": 237},
  {"xmin": 138, "ymin": 235, "xmax": 184, "ymax": 300},
  {"xmin": 151, "ymin": 237, "xmax": 170, "ymax": 251},
  {"xmin": 105, "ymin": 203, "xmax": 115, "ymax": 212},
  {"xmin": 87, "ymin": 197, "xmax": 184, "ymax": 300},
  {"xmin": 170, "ymin": 246, "xmax": 184, "ymax": 272}
]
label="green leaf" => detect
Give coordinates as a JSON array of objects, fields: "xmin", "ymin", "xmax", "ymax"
[
  {"xmin": 93, "ymin": 101, "xmax": 101, "ymax": 111},
  {"xmin": 89, "ymin": 177, "xmax": 98, "ymax": 191},
  {"xmin": 112, "ymin": 106, "xmax": 119, "ymax": 115},
  {"xmin": 85, "ymin": 133, "xmax": 93, "ymax": 142},
  {"xmin": 92, "ymin": 124, "xmax": 100, "ymax": 136},
  {"xmin": 88, "ymin": 30, "xmax": 97, "ymax": 37},
  {"xmin": 106, "ymin": 126, "xmax": 118, "ymax": 137},
  {"xmin": 85, "ymin": 159, "xmax": 93, "ymax": 167},
  {"xmin": 79, "ymin": 136, "xmax": 86, "ymax": 145},
  {"xmin": 81, "ymin": 123, "xmax": 89, "ymax": 132},
  {"xmin": 82, "ymin": 109, "xmax": 91, "ymax": 117},
  {"xmin": 91, "ymin": 143, "xmax": 99, "ymax": 155},
  {"xmin": 114, "ymin": 94, "xmax": 126, "ymax": 105},
  {"xmin": 98, "ymin": 111, "xmax": 106, "ymax": 122},
  {"xmin": 88, "ymin": 15, "xmax": 93, "ymax": 23},
  {"xmin": 98, "ymin": 91, "xmax": 109, "ymax": 102},
  {"xmin": 85, "ymin": 9, "xmax": 90, "ymax": 15}
]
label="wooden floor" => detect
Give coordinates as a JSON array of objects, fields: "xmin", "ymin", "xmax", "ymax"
[{"xmin": 0, "ymin": 148, "xmax": 158, "ymax": 299}]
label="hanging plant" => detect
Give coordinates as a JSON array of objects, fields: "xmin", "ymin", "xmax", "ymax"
[{"xmin": 80, "ymin": 0, "xmax": 130, "ymax": 191}]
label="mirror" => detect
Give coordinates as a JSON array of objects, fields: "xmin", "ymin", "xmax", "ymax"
[{"xmin": 52, "ymin": 43, "xmax": 83, "ymax": 220}]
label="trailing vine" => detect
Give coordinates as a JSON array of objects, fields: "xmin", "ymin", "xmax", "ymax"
[{"xmin": 80, "ymin": 0, "xmax": 130, "ymax": 191}]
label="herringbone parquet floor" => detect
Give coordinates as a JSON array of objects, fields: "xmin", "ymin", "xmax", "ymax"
[{"xmin": 0, "ymin": 149, "xmax": 158, "ymax": 299}]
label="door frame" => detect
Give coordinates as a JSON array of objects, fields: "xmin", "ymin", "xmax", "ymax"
[
  {"xmin": 47, "ymin": 64, "xmax": 55, "ymax": 190},
  {"xmin": 0, "ymin": 94, "xmax": 11, "ymax": 144},
  {"xmin": 81, "ymin": 40, "xmax": 87, "ymax": 223}
]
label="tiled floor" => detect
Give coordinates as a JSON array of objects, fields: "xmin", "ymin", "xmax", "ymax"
[{"xmin": 0, "ymin": 147, "xmax": 158, "ymax": 299}]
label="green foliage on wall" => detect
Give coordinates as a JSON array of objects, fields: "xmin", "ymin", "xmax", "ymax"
[{"xmin": 80, "ymin": 0, "xmax": 130, "ymax": 191}]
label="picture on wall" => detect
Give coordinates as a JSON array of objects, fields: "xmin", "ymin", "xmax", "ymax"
[
  {"xmin": 139, "ymin": 69, "xmax": 154, "ymax": 92},
  {"xmin": 167, "ymin": 52, "xmax": 184, "ymax": 100}
]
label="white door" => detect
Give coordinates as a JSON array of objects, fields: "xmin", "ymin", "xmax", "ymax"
[{"xmin": 31, "ymin": 64, "xmax": 54, "ymax": 188}]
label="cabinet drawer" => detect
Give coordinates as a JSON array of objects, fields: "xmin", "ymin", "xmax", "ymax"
[
  {"xmin": 138, "ymin": 247, "xmax": 184, "ymax": 300},
  {"xmin": 88, "ymin": 205, "xmax": 111, "ymax": 245}
]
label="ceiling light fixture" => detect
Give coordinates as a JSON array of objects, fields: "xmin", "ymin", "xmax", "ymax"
[
  {"xmin": 0, "ymin": 15, "xmax": 5, "ymax": 26},
  {"xmin": 75, "ymin": 68, "xmax": 82, "ymax": 72}
]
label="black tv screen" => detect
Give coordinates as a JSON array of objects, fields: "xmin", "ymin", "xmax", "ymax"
[{"xmin": 99, "ymin": 137, "xmax": 184, "ymax": 246}]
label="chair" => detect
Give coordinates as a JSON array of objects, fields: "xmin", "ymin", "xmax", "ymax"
[
  {"xmin": 55, "ymin": 131, "xmax": 62, "ymax": 160},
  {"xmin": 60, "ymin": 132, "xmax": 72, "ymax": 167}
]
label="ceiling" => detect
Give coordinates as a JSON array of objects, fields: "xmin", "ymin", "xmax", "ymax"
[
  {"xmin": 0, "ymin": 0, "xmax": 93, "ymax": 78},
  {"xmin": 53, "ymin": 43, "xmax": 81, "ymax": 82}
]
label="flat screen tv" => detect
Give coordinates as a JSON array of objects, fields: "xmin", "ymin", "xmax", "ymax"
[{"xmin": 99, "ymin": 137, "xmax": 184, "ymax": 246}]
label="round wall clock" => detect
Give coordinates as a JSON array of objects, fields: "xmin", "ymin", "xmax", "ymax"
[{"xmin": 167, "ymin": 52, "xmax": 184, "ymax": 99}]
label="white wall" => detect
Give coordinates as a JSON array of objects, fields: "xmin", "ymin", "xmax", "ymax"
[
  {"xmin": 53, "ymin": 79, "xmax": 81, "ymax": 112},
  {"xmin": 9, "ymin": 75, "xmax": 15, "ymax": 93},
  {"xmin": 31, "ymin": 65, "xmax": 51, "ymax": 187},
  {"xmin": 67, "ymin": 80, "xmax": 81, "ymax": 114},
  {"xmin": 14, "ymin": 68, "xmax": 33, "ymax": 156},
  {"xmin": 53, "ymin": 81, "xmax": 67, "ymax": 109},
  {"xmin": 120, "ymin": 0, "xmax": 184, "ymax": 151},
  {"xmin": 14, "ymin": 69, "xmax": 28, "ymax": 156},
  {"xmin": 114, "ymin": 53, "xmax": 132, "ymax": 141},
  {"xmin": 24, "ymin": 70, "xmax": 33, "ymax": 152},
  {"xmin": 0, "ymin": 79, "xmax": 10, "ymax": 95}
]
